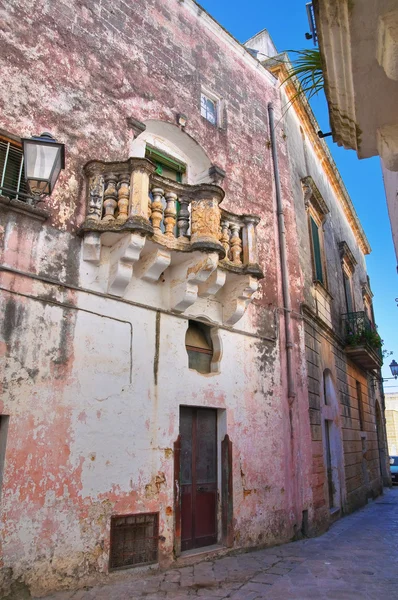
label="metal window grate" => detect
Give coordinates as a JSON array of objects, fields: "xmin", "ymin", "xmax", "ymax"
[
  {"xmin": 109, "ymin": 513, "xmax": 159, "ymax": 571},
  {"xmin": 0, "ymin": 139, "xmax": 30, "ymax": 201}
]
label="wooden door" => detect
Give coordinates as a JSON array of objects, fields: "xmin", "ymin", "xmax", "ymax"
[{"xmin": 180, "ymin": 407, "xmax": 217, "ymax": 551}]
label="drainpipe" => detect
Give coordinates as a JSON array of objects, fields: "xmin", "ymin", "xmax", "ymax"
[{"xmin": 268, "ymin": 103, "xmax": 296, "ymax": 404}]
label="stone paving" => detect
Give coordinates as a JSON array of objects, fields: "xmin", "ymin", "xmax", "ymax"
[{"xmin": 44, "ymin": 487, "xmax": 398, "ymax": 600}]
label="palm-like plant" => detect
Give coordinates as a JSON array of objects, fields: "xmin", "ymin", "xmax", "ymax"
[{"xmin": 283, "ymin": 49, "xmax": 324, "ymax": 102}]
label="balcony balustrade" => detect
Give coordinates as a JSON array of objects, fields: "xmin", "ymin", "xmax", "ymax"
[
  {"xmin": 342, "ymin": 311, "xmax": 383, "ymax": 370},
  {"xmin": 81, "ymin": 158, "xmax": 263, "ymax": 324}
]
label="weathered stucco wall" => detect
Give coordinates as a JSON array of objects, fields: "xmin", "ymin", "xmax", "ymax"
[{"xmin": 0, "ymin": 0, "xmax": 317, "ymax": 596}]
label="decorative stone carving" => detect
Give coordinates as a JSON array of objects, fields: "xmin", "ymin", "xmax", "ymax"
[
  {"xmin": 191, "ymin": 198, "xmax": 220, "ymax": 240},
  {"xmin": 170, "ymin": 252, "xmax": 219, "ymax": 312},
  {"xmin": 81, "ymin": 160, "xmax": 263, "ymax": 322},
  {"xmin": 87, "ymin": 175, "xmax": 104, "ymax": 221},
  {"xmin": 108, "ymin": 233, "xmax": 146, "ymax": 296},
  {"xmin": 190, "ymin": 188, "xmax": 224, "ymax": 256},
  {"xmin": 301, "ymin": 176, "xmax": 329, "ymax": 217},
  {"xmin": 221, "ymin": 275, "xmax": 259, "ymax": 325}
]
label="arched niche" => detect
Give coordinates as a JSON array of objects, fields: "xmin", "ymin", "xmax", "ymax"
[{"xmin": 129, "ymin": 120, "xmax": 212, "ymax": 184}]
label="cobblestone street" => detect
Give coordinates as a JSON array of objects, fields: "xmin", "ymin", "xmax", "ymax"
[{"xmin": 43, "ymin": 487, "xmax": 398, "ymax": 600}]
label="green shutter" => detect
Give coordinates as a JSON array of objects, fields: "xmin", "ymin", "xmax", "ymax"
[{"xmin": 310, "ymin": 217, "xmax": 324, "ymax": 283}]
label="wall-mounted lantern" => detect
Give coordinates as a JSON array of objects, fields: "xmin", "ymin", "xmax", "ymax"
[
  {"xmin": 390, "ymin": 359, "xmax": 398, "ymax": 379},
  {"xmin": 22, "ymin": 132, "xmax": 65, "ymax": 197}
]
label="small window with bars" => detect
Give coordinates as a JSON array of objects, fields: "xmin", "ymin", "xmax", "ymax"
[
  {"xmin": 109, "ymin": 513, "xmax": 159, "ymax": 571},
  {"xmin": 0, "ymin": 135, "xmax": 29, "ymax": 201}
]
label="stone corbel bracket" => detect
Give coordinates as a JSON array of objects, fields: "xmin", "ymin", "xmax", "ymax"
[
  {"xmin": 170, "ymin": 252, "xmax": 219, "ymax": 312},
  {"xmin": 108, "ymin": 233, "xmax": 146, "ymax": 296},
  {"xmin": 219, "ymin": 273, "xmax": 259, "ymax": 326}
]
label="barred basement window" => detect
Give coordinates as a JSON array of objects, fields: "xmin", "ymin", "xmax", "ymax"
[
  {"xmin": 109, "ymin": 513, "xmax": 159, "ymax": 570},
  {"xmin": 0, "ymin": 135, "xmax": 29, "ymax": 201}
]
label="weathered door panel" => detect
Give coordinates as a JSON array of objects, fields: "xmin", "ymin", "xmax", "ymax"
[{"xmin": 180, "ymin": 407, "xmax": 217, "ymax": 551}]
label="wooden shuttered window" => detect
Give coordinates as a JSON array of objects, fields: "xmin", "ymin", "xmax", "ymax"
[
  {"xmin": 0, "ymin": 136, "xmax": 28, "ymax": 200},
  {"xmin": 310, "ymin": 216, "xmax": 324, "ymax": 284}
]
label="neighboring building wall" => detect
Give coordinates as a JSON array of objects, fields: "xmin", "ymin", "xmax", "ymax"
[
  {"xmin": 381, "ymin": 164, "xmax": 398, "ymax": 266},
  {"xmin": 267, "ymin": 53, "xmax": 387, "ymax": 522},
  {"xmin": 385, "ymin": 393, "xmax": 398, "ymax": 455}
]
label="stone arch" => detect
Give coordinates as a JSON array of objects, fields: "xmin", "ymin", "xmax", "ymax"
[
  {"xmin": 129, "ymin": 120, "xmax": 212, "ymax": 184},
  {"xmin": 321, "ymin": 369, "xmax": 346, "ymax": 513}
]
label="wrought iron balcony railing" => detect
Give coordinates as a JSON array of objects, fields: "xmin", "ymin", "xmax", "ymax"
[{"xmin": 342, "ymin": 311, "xmax": 382, "ymax": 368}]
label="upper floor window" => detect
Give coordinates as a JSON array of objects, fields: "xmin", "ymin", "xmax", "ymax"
[
  {"xmin": 310, "ymin": 216, "xmax": 325, "ymax": 284},
  {"xmin": 302, "ymin": 176, "xmax": 329, "ymax": 287},
  {"xmin": 362, "ymin": 278, "xmax": 375, "ymax": 325},
  {"xmin": 339, "ymin": 241, "xmax": 357, "ymax": 314},
  {"xmin": 0, "ymin": 134, "xmax": 29, "ymax": 201},
  {"xmin": 145, "ymin": 145, "xmax": 186, "ymax": 183},
  {"xmin": 201, "ymin": 89, "xmax": 223, "ymax": 127}
]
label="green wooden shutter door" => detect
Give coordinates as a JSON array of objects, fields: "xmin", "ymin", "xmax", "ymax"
[{"xmin": 310, "ymin": 217, "xmax": 323, "ymax": 283}]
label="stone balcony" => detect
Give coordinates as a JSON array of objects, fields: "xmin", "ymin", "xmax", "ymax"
[
  {"xmin": 342, "ymin": 311, "xmax": 383, "ymax": 371},
  {"xmin": 81, "ymin": 158, "xmax": 263, "ymax": 325}
]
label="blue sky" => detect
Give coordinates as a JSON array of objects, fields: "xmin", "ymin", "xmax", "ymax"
[{"xmin": 199, "ymin": 0, "xmax": 398, "ymax": 392}]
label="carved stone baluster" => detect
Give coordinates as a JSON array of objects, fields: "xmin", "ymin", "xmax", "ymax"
[
  {"xmin": 177, "ymin": 197, "xmax": 190, "ymax": 238},
  {"xmin": 150, "ymin": 188, "xmax": 164, "ymax": 234},
  {"xmin": 220, "ymin": 219, "xmax": 231, "ymax": 259},
  {"xmin": 87, "ymin": 174, "xmax": 104, "ymax": 221},
  {"xmin": 102, "ymin": 173, "xmax": 118, "ymax": 221},
  {"xmin": 148, "ymin": 194, "xmax": 152, "ymax": 219},
  {"xmin": 117, "ymin": 172, "xmax": 130, "ymax": 222},
  {"xmin": 230, "ymin": 223, "xmax": 243, "ymax": 265},
  {"xmin": 164, "ymin": 191, "xmax": 177, "ymax": 238}
]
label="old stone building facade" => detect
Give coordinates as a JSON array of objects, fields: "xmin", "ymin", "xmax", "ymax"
[{"xmin": 0, "ymin": 0, "xmax": 389, "ymax": 596}]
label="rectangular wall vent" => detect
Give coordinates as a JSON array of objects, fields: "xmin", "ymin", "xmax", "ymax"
[{"xmin": 109, "ymin": 512, "xmax": 159, "ymax": 570}]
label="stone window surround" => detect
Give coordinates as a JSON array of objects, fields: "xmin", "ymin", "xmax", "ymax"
[
  {"xmin": 361, "ymin": 279, "xmax": 375, "ymax": 325},
  {"xmin": 302, "ymin": 176, "xmax": 330, "ymax": 290},
  {"xmin": 339, "ymin": 240, "xmax": 357, "ymax": 313},
  {"xmin": 200, "ymin": 87, "xmax": 224, "ymax": 129}
]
